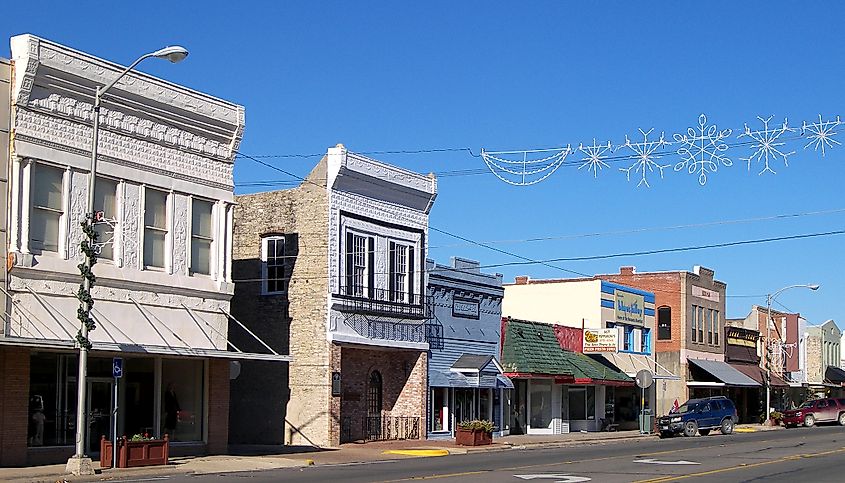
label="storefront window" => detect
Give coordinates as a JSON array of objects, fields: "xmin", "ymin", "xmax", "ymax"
[
  {"xmin": 530, "ymin": 380, "xmax": 552, "ymax": 429},
  {"xmin": 567, "ymin": 386, "xmax": 596, "ymax": 421},
  {"xmin": 28, "ymin": 353, "xmax": 77, "ymax": 447},
  {"xmin": 479, "ymin": 389, "xmax": 491, "ymax": 422},
  {"xmin": 429, "ymin": 388, "xmax": 448, "ymax": 432},
  {"xmin": 161, "ymin": 359, "xmax": 204, "ymax": 442},
  {"xmin": 123, "ymin": 358, "xmax": 155, "ymax": 438}
]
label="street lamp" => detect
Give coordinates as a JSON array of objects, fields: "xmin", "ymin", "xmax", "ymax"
[
  {"xmin": 764, "ymin": 283, "xmax": 820, "ymax": 426},
  {"xmin": 67, "ymin": 45, "xmax": 188, "ymax": 476}
]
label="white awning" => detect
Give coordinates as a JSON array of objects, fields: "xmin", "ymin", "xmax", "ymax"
[{"xmin": 601, "ymin": 352, "xmax": 680, "ymax": 380}]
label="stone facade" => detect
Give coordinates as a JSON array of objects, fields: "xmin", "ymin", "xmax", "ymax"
[{"xmin": 230, "ymin": 146, "xmax": 436, "ymax": 448}]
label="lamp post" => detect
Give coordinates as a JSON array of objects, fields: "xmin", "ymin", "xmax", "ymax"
[
  {"xmin": 764, "ymin": 283, "xmax": 819, "ymax": 426},
  {"xmin": 67, "ymin": 45, "xmax": 188, "ymax": 476}
]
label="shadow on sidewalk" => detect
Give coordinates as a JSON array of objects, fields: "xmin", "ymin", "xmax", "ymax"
[{"xmin": 228, "ymin": 444, "xmax": 338, "ymax": 457}]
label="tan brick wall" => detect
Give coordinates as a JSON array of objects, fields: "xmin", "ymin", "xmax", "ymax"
[
  {"xmin": 231, "ymin": 161, "xmax": 333, "ymax": 447},
  {"xmin": 0, "ymin": 348, "xmax": 30, "ymax": 466},
  {"xmin": 806, "ymin": 334, "xmax": 823, "ymax": 384},
  {"xmin": 206, "ymin": 359, "xmax": 230, "ymax": 454}
]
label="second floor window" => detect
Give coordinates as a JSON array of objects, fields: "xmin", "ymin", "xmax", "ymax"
[
  {"xmin": 261, "ymin": 235, "xmax": 286, "ymax": 294},
  {"xmin": 94, "ymin": 177, "xmax": 118, "ymax": 261},
  {"xmin": 31, "ymin": 163, "xmax": 64, "ymax": 253},
  {"xmin": 345, "ymin": 232, "xmax": 370, "ymax": 297},
  {"xmin": 657, "ymin": 306, "xmax": 672, "ymax": 340},
  {"xmin": 144, "ymin": 188, "xmax": 168, "ymax": 269},
  {"xmin": 389, "ymin": 242, "xmax": 410, "ymax": 302},
  {"xmin": 191, "ymin": 199, "xmax": 214, "ymax": 275}
]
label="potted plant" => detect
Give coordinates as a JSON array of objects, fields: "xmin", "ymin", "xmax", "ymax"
[
  {"xmin": 455, "ymin": 419, "xmax": 494, "ymax": 446},
  {"xmin": 100, "ymin": 433, "xmax": 170, "ymax": 468},
  {"xmin": 770, "ymin": 411, "xmax": 784, "ymax": 426}
]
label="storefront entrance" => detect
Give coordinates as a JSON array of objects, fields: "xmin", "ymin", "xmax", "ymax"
[{"xmin": 86, "ymin": 378, "xmax": 114, "ymax": 455}]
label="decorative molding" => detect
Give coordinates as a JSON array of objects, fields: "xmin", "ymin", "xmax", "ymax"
[
  {"xmin": 68, "ymin": 171, "xmax": 88, "ymax": 262},
  {"xmin": 172, "ymin": 194, "xmax": 189, "ymax": 275},
  {"xmin": 122, "ymin": 183, "xmax": 141, "ymax": 269},
  {"xmin": 15, "ymin": 109, "xmax": 234, "ymax": 190},
  {"xmin": 28, "ymin": 94, "xmax": 233, "ymax": 161},
  {"xmin": 345, "ymin": 152, "xmax": 436, "ymax": 195}
]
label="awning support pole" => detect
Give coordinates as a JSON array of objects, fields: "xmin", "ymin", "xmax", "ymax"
[{"xmin": 219, "ymin": 307, "xmax": 279, "ymax": 356}]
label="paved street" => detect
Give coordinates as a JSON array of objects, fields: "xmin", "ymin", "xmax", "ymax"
[{"xmin": 150, "ymin": 426, "xmax": 844, "ymax": 483}]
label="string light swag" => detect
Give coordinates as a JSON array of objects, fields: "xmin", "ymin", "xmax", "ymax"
[
  {"xmin": 480, "ymin": 113, "xmax": 841, "ymax": 187},
  {"xmin": 75, "ymin": 214, "xmax": 99, "ymax": 349},
  {"xmin": 480, "ymin": 146, "xmax": 571, "ymax": 186}
]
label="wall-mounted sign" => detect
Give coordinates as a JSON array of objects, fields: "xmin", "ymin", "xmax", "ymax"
[
  {"xmin": 583, "ymin": 328, "xmax": 618, "ymax": 353},
  {"xmin": 692, "ymin": 285, "xmax": 720, "ymax": 303},
  {"xmin": 452, "ymin": 298, "xmax": 480, "ymax": 319},
  {"xmin": 331, "ymin": 371, "xmax": 341, "ymax": 397},
  {"xmin": 615, "ymin": 290, "xmax": 644, "ymax": 325}
]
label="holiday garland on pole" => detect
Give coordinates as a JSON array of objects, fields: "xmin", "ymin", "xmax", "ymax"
[{"xmin": 76, "ymin": 214, "xmax": 98, "ymax": 349}]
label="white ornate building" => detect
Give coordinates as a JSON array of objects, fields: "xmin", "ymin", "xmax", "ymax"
[{"xmin": 0, "ymin": 35, "xmax": 283, "ymax": 467}]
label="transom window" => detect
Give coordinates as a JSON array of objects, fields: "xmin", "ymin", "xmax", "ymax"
[
  {"xmin": 31, "ymin": 163, "xmax": 64, "ymax": 253},
  {"xmin": 143, "ymin": 188, "xmax": 168, "ymax": 269},
  {"xmin": 191, "ymin": 199, "xmax": 214, "ymax": 275},
  {"xmin": 261, "ymin": 235, "xmax": 286, "ymax": 294}
]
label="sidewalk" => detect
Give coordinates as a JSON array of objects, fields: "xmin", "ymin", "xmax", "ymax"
[{"xmin": 0, "ymin": 424, "xmax": 778, "ymax": 482}]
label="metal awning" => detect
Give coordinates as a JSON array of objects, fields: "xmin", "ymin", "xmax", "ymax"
[
  {"xmin": 1, "ymin": 286, "xmax": 290, "ymax": 362},
  {"xmin": 825, "ymin": 366, "xmax": 845, "ymax": 385},
  {"xmin": 601, "ymin": 352, "xmax": 680, "ymax": 380},
  {"xmin": 688, "ymin": 359, "xmax": 759, "ymax": 387}
]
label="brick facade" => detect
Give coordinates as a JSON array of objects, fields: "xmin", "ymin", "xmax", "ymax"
[
  {"xmin": 206, "ymin": 359, "xmax": 230, "ymax": 454},
  {"xmin": 0, "ymin": 348, "xmax": 30, "ymax": 466}
]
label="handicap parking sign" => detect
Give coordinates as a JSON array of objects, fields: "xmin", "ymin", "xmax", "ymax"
[{"xmin": 112, "ymin": 357, "xmax": 123, "ymax": 378}]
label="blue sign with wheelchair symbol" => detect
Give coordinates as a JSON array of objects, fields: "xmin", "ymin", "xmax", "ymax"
[{"xmin": 112, "ymin": 357, "xmax": 123, "ymax": 378}]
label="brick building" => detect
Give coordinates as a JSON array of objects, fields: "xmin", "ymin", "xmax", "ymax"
[
  {"xmin": 595, "ymin": 266, "xmax": 746, "ymax": 415},
  {"xmin": 805, "ymin": 320, "xmax": 843, "ymax": 398},
  {"xmin": 0, "ymin": 35, "xmax": 286, "ymax": 467},
  {"xmin": 229, "ymin": 145, "xmax": 437, "ymax": 448}
]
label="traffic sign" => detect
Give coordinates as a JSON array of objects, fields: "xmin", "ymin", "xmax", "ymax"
[
  {"xmin": 635, "ymin": 369, "xmax": 653, "ymax": 388},
  {"xmin": 112, "ymin": 357, "xmax": 123, "ymax": 379}
]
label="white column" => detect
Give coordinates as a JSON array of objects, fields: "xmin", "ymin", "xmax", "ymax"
[
  {"xmin": 60, "ymin": 167, "xmax": 71, "ymax": 259},
  {"xmin": 215, "ymin": 200, "xmax": 226, "ymax": 282},
  {"xmin": 115, "ymin": 181, "xmax": 125, "ymax": 268},
  {"xmin": 9, "ymin": 156, "xmax": 21, "ymax": 253},
  {"xmin": 20, "ymin": 159, "xmax": 32, "ymax": 254},
  {"xmin": 225, "ymin": 203, "xmax": 234, "ymax": 284},
  {"xmin": 165, "ymin": 190, "xmax": 174, "ymax": 274}
]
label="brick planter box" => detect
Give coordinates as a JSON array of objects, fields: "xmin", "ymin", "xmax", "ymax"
[
  {"xmin": 455, "ymin": 428, "xmax": 492, "ymax": 446},
  {"xmin": 100, "ymin": 434, "xmax": 169, "ymax": 468}
]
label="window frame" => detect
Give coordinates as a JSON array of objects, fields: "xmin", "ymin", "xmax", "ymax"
[
  {"xmin": 190, "ymin": 198, "xmax": 215, "ymax": 276},
  {"xmin": 30, "ymin": 162, "xmax": 65, "ymax": 254},
  {"xmin": 142, "ymin": 187, "xmax": 169, "ymax": 270},
  {"xmin": 657, "ymin": 306, "xmax": 672, "ymax": 341},
  {"xmin": 691, "ymin": 305, "xmax": 698, "ymax": 343},
  {"xmin": 388, "ymin": 240, "xmax": 413, "ymax": 303},
  {"xmin": 93, "ymin": 176, "xmax": 119, "ymax": 262},
  {"xmin": 261, "ymin": 235, "xmax": 287, "ymax": 295}
]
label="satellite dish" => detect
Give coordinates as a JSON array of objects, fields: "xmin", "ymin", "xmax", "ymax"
[{"xmin": 636, "ymin": 369, "xmax": 654, "ymax": 389}]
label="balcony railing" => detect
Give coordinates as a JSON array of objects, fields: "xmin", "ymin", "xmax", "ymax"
[
  {"xmin": 334, "ymin": 286, "xmax": 430, "ymax": 319},
  {"xmin": 343, "ymin": 314, "xmax": 442, "ymax": 345}
]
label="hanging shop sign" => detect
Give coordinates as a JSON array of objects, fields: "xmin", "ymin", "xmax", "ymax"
[
  {"xmin": 583, "ymin": 328, "xmax": 618, "ymax": 353},
  {"xmin": 615, "ymin": 290, "xmax": 644, "ymax": 325}
]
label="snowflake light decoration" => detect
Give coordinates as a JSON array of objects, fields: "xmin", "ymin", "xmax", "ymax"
[
  {"xmin": 802, "ymin": 114, "xmax": 841, "ymax": 157},
  {"xmin": 672, "ymin": 114, "xmax": 732, "ymax": 186},
  {"xmin": 738, "ymin": 116, "xmax": 796, "ymax": 175},
  {"xmin": 617, "ymin": 128, "xmax": 669, "ymax": 188},
  {"xmin": 577, "ymin": 139, "xmax": 613, "ymax": 178}
]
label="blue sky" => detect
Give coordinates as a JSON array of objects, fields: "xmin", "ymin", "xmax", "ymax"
[{"xmin": 3, "ymin": 2, "xmax": 844, "ymax": 327}]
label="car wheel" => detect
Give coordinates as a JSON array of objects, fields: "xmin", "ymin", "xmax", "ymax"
[
  {"xmin": 839, "ymin": 413, "xmax": 845, "ymax": 426},
  {"xmin": 658, "ymin": 431, "xmax": 671, "ymax": 439},
  {"xmin": 683, "ymin": 421, "xmax": 698, "ymax": 437},
  {"xmin": 698, "ymin": 429, "xmax": 711, "ymax": 436},
  {"xmin": 804, "ymin": 414, "xmax": 815, "ymax": 427},
  {"xmin": 784, "ymin": 423, "xmax": 792, "ymax": 429},
  {"xmin": 720, "ymin": 418, "xmax": 734, "ymax": 435}
]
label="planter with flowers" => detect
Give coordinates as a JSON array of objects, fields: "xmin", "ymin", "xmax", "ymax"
[
  {"xmin": 455, "ymin": 420, "xmax": 494, "ymax": 446},
  {"xmin": 100, "ymin": 433, "xmax": 170, "ymax": 468}
]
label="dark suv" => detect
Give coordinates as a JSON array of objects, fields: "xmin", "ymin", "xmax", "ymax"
[{"xmin": 657, "ymin": 396, "xmax": 738, "ymax": 438}]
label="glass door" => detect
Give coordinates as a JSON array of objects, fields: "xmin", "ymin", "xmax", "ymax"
[{"xmin": 87, "ymin": 378, "xmax": 114, "ymax": 455}]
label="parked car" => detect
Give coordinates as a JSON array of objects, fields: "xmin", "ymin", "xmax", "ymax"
[
  {"xmin": 782, "ymin": 398, "xmax": 845, "ymax": 428},
  {"xmin": 657, "ymin": 396, "xmax": 738, "ymax": 438}
]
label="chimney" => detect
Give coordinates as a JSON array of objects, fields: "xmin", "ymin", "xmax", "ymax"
[
  {"xmin": 514, "ymin": 276, "xmax": 530, "ymax": 285},
  {"xmin": 620, "ymin": 266, "xmax": 635, "ymax": 275}
]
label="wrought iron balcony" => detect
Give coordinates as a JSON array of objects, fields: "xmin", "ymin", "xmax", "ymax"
[{"xmin": 334, "ymin": 286, "xmax": 430, "ymax": 319}]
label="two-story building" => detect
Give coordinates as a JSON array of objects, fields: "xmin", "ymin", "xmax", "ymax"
[
  {"xmin": 230, "ymin": 145, "xmax": 437, "ymax": 448},
  {"xmin": 595, "ymin": 266, "xmax": 757, "ymax": 415},
  {"xmin": 503, "ymin": 277, "xmax": 673, "ymax": 430},
  {"xmin": 426, "ymin": 257, "xmax": 510, "ymax": 439},
  {"xmin": 805, "ymin": 320, "xmax": 843, "ymax": 398},
  {"xmin": 0, "ymin": 35, "xmax": 286, "ymax": 467}
]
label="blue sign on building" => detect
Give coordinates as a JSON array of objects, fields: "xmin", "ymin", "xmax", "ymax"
[{"xmin": 112, "ymin": 357, "xmax": 123, "ymax": 379}]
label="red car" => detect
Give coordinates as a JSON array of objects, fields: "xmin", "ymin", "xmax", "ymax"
[{"xmin": 782, "ymin": 398, "xmax": 845, "ymax": 428}]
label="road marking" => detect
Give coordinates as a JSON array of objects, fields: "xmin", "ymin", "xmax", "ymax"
[
  {"xmin": 375, "ymin": 470, "xmax": 487, "ymax": 482},
  {"xmin": 633, "ymin": 458, "xmax": 700, "ymax": 465},
  {"xmin": 515, "ymin": 475, "xmax": 592, "ymax": 482},
  {"xmin": 632, "ymin": 446, "xmax": 845, "ymax": 482},
  {"xmin": 382, "ymin": 449, "xmax": 450, "ymax": 457}
]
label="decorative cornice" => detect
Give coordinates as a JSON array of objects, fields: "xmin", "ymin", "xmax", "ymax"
[{"xmin": 345, "ymin": 151, "xmax": 437, "ymax": 195}]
